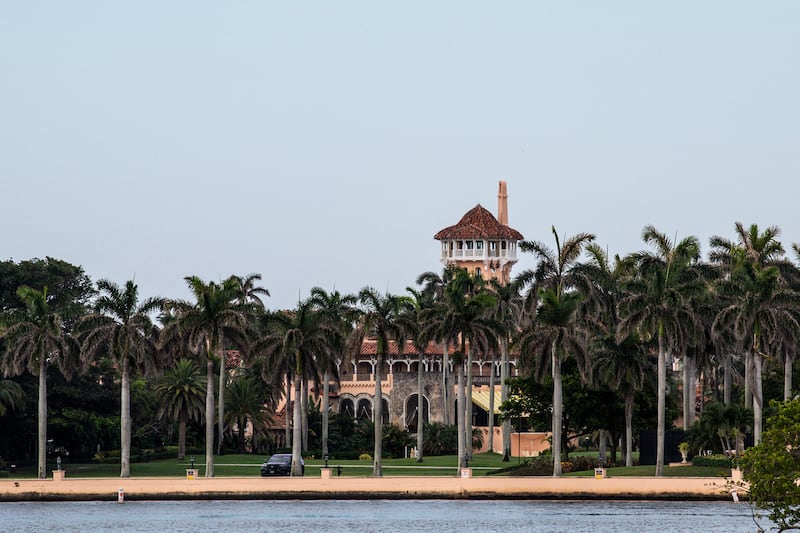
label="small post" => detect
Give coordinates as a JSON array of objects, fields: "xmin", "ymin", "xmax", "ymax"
[
  {"xmin": 190, "ymin": 455, "xmax": 195, "ymax": 470},
  {"xmin": 320, "ymin": 455, "xmax": 332, "ymax": 479},
  {"xmin": 117, "ymin": 488, "xmax": 125, "ymax": 503}
]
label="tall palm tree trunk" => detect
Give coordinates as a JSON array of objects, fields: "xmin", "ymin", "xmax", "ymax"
[
  {"xmin": 217, "ymin": 334, "xmax": 225, "ymax": 455},
  {"xmin": 598, "ymin": 429, "xmax": 607, "ymax": 465},
  {"xmin": 688, "ymin": 355, "xmax": 697, "ymax": 427},
  {"xmin": 624, "ymin": 390, "xmax": 634, "ymax": 467},
  {"xmin": 465, "ymin": 344, "xmax": 473, "ymax": 461},
  {"xmin": 456, "ymin": 359, "xmax": 466, "ymax": 469},
  {"xmin": 284, "ymin": 372, "xmax": 292, "ymax": 448},
  {"xmin": 120, "ymin": 357, "xmax": 131, "ymax": 478},
  {"xmin": 682, "ymin": 353, "xmax": 692, "ymax": 430},
  {"xmin": 205, "ymin": 357, "xmax": 215, "ymax": 477},
  {"xmin": 487, "ymin": 352, "xmax": 496, "ymax": 453},
  {"xmin": 178, "ymin": 414, "xmax": 187, "ymax": 460},
  {"xmin": 373, "ymin": 352, "xmax": 384, "ymax": 477},
  {"xmin": 322, "ymin": 370, "xmax": 330, "ymax": 459},
  {"xmin": 785, "ymin": 350, "xmax": 795, "ymax": 402},
  {"xmin": 37, "ymin": 359, "xmax": 47, "ymax": 480},
  {"xmin": 301, "ymin": 377, "xmax": 309, "ymax": 452},
  {"xmin": 500, "ymin": 338, "xmax": 511, "ymax": 461},
  {"xmin": 442, "ymin": 341, "xmax": 449, "ymax": 425},
  {"xmin": 656, "ymin": 330, "xmax": 666, "ymax": 477},
  {"xmin": 723, "ymin": 354, "xmax": 732, "ymax": 405},
  {"xmin": 551, "ymin": 341, "xmax": 563, "ymax": 477},
  {"xmin": 291, "ymin": 372, "xmax": 303, "ymax": 476},
  {"xmin": 744, "ymin": 351, "xmax": 753, "ymax": 409},
  {"xmin": 753, "ymin": 350, "xmax": 763, "ymax": 445},
  {"xmin": 416, "ymin": 355, "xmax": 424, "ymax": 463}
]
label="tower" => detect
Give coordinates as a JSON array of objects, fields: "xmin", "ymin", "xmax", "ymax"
[{"xmin": 433, "ymin": 181, "xmax": 524, "ymax": 284}]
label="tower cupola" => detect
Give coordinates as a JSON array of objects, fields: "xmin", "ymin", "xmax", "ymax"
[{"xmin": 433, "ymin": 181, "xmax": 523, "ymax": 284}]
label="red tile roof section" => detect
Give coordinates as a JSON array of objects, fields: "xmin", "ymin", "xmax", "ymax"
[
  {"xmin": 360, "ymin": 339, "xmax": 454, "ymax": 356},
  {"xmin": 433, "ymin": 204, "xmax": 524, "ymax": 241}
]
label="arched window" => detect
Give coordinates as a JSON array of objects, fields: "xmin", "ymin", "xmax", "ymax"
[
  {"xmin": 339, "ymin": 398, "xmax": 355, "ymax": 418},
  {"xmin": 405, "ymin": 395, "xmax": 430, "ymax": 432},
  {"xmin": 357, "ymin": 398, "xmax": 373, "ymax": 420}
]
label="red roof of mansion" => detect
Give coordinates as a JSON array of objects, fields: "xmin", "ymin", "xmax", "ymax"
[{"xmin": 433, "ymin": 204, "xmax": 524, "ymax": 241}]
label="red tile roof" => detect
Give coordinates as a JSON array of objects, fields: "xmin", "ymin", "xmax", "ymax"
[
  {"xmin": 433, "ymin": 204, "xmax": 524, "ymax": 241},
  {"xmin": 360, "ymin": 339, "xmax": 452, "ymax": 356}
]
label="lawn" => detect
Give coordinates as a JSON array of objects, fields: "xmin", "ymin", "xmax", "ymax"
[{"xmin": 8, "ymin": 453, "xmax": 731, "ymax": 479}]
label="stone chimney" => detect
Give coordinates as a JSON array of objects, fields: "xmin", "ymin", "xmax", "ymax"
[{"xmin": 497, "ymin": 180, "xmax": 508, "ymax": 226}]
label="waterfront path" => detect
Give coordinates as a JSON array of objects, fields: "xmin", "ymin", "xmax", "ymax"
[{"xmin": 0, "ymin": 474, "xmax": 739, "ymax": 502}]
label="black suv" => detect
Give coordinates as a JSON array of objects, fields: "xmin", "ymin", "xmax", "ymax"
[{"xmin": 260, "ymin": 453, "xmax": 304, "ymax": 476}]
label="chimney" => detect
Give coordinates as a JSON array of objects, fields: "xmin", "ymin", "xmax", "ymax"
[{"xmin": 497, "ymin": 180, "xmax": 508, "ymax": 226}]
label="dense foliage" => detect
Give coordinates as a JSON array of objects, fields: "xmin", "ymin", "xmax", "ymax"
[{"xmin": 741, "ymin": 399, "xmax": 800, "ymax": 531}]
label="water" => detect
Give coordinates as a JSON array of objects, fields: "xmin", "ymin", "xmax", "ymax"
[{"xmin": 0, "ymin": 500, "xmax": 773, "ymax": 532}]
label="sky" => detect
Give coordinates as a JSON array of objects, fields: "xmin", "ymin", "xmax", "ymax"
[{"xmin": 2, "ymin": 2, "xmax": 799, "ymax": 310}]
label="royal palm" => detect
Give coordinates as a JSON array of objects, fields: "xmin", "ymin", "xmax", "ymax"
[
  {"xmin": 0, "ymin": 287, "xmax": 79, "ymax": 479},
  {"xmin": 77, "ymin": 279, "xmax": 163, "ymax": 477},
  {"xmin": 618, "ymin": 226, "xmax": 703, "ymax": 476},
  {"xmin": 517, "ymin": 227, "xmax": 594, "ymax": 476},
  {"xmin": 353, "ymin": 288, "xmax": 409, "ymax": 476},
  {"xmin": 161, "ymin": 276, "xmax": 252, "ymax": 477},
  {"xmin": 252, "ymin": 300, "xmax": 337, "ymax": 476}
]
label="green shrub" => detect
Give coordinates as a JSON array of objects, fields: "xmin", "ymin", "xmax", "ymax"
[
  {"xmin": 359, "ymin": 453, "xmax": 372, "ymax": 461},
  {"xmin": 382, "ymin": 425, "xmax": 413, "ymax": 459},
  {"xmin": 691, "ymin": 454, "xmax": 732, "ymax": 467},
  {"xmin": 324, "ymin": 450, "xmax": 365, "ymax": 461}
]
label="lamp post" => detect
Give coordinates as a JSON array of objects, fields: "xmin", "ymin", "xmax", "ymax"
[{"xmin": 190, "ymin": 455, "xmax": 195, "ymax": 470}]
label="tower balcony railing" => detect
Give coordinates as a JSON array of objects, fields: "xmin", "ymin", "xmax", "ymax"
[{"xmin": 441, "ymin": 249, "xmax": 517, "ymax": 260}]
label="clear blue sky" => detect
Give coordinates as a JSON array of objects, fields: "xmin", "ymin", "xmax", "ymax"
[{"xmin": 2, "ymin": 2, "xmax": 798, "ymax": 310}]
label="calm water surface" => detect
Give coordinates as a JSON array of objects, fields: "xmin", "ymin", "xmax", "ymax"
[{"xmin": 0, "ymin": 500, "xmax": 772, "ymax": 532}]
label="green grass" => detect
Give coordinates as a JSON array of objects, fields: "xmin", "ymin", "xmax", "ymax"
[
  {"xmin": 567, "ymin": 464, "xmax": 731, "ymax": 477},
  {"xmin": 9, "ymin": 453, "xmax": 732, "ymax": 479}
]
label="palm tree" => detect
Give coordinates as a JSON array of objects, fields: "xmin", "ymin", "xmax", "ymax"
[
  {"xmin": 710, "ymin": 223, "xmax": 788, "ymax": 408},
  {"xmin": 0, "ymin": 286, "xmax": 79, "ymax": 479},
  {"xmin": 156, "ymin": 359, "xmax": 206, "ymax": 460},
  {"xmin": 161, "ymin": 276, "xmax": 252, "ymax": 477},
  {"xmin": 309, "ymin": 287, "xmax": 356, "ymax": 459},
  {"xmin": 573, "ymin": 244, "xmax": 648, "ymax": 467},
  {"xmin": 516, "ymin": 226, "xmax": 595, "ymax": 476},
  {"xmin": 252, "ymin": 300, "xmax": 336, "ymax": 476},
  {"xmin": 517, "ymin": 287, "xmax": 589, "ymax": 476},
  {"xmin": 416, "ymin": 267, "xmax": 460, "ymax": 425},
  {"xmin": 403, "ymin": 286, "xmax": 437, "ymax": 463},
  {"xmin": 593, "ymin": 335, "xmax": 650, "ymax": 467},
  {"xmin": 430, "ymin": 270, "xmax": 498, "ymax": 469},
  {"xmin": 353, "ymin": 288, "xmax": 409, "ymax": 476},
  {"xmin": 618, "ymin": 226, "xmax": 704, "ymax": 476},
  {"xmin": 713, "ymin": 260, "xmax": 800, "ymax": 443},
  {"xmin": 487, "ymin": 278, "xmax": 522, "ymax": 461},
  {"xmin": 232, "ymin": 273, "xmax": 271, "ymax": 307},
  {"xmin": 217, "ymin": 274, "xmax": 267, "ymax": 455},
  {"xmin": 77, "ymin": 279, "xmax": 163, "ymax": 478},
  {"xmin": 224, "ymin": 371, "xmax": 274, "ymax": 453}
]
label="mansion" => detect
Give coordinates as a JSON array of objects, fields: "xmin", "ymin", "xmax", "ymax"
[{"xmin": 289, "ymin": 182, "xmax": 548, "ymax": 456}]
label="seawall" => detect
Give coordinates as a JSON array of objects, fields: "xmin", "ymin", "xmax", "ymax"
[{"xmin": 0, "ymin": 475, "xmax": 740, "ymax": 502}]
